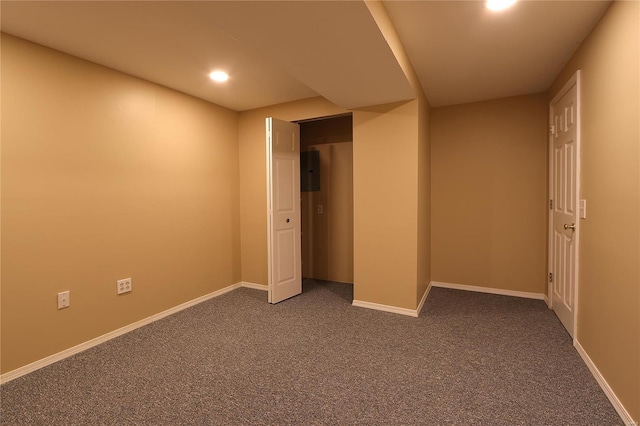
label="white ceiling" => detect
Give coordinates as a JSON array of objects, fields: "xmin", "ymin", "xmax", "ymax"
[
  {"xmin": 384, "ymin": 0, "xmax": 610, "ymax": 106},
  {"xmin": 1, "ymin": 1, "xmax": 610, "ymax": 111},
  {"xmin": 0, "ymin": 1, "xmax": 320, "ymax": 111}
]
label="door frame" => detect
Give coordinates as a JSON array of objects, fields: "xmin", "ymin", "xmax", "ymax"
[
  {"xmin": 266, "ymin": 118, "xmax": 274, "ymax": 303},
  {"xmin": 547, "ymin": 70, "xmax": 581, "ymax": 340}
]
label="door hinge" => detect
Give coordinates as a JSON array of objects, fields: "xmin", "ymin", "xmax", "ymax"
[
  {"xmin": 549, "ymin": 273, "xmax": 553, "ymax": 283},
  {"xmin": 549, "ymin": 125, "xmax": 555, "ymax": 136},
  {"xmin": 549, "ymin": 200, "xmax": 553, "ymax": 210}
]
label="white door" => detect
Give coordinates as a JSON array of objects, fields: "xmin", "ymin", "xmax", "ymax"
[
  {"xmin": 266, "ymin": 117, "xmax": 302, "ymax": 304},
  {"xmin": 549, "ymin": 71, "xmax": 581, "ymax": 338}
]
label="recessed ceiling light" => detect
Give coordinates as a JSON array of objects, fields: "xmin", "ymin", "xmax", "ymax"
[
  {"xmin": 486, "ymin": 0, "xmax": 517, "ymax": 11},
  {"xmin": 209, "ymin": 71, "xmax": 229, "ymax": 82}
]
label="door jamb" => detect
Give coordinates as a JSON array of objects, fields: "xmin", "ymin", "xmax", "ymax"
[{"xmin": 266, "ymin": 117, "xmax": 274, "ymax": 303}]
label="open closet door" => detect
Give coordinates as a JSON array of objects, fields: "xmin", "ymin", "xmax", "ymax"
[{"xmin": 266, "ymin": 117, "xmax": 302, "ymax": 303}]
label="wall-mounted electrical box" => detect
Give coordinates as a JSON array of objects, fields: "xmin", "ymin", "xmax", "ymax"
[{"xmin": 301, "ymin": 150, "xmax": 320, "ymax": 192}]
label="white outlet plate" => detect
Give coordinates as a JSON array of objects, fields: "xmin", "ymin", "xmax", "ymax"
[
  {"xmin": 57, "ymin": 291, "xmax": 70, "ymax": 309},
  {"xmin": 117, "ymin": 278, "xmax": 132, "ymax": 295}
]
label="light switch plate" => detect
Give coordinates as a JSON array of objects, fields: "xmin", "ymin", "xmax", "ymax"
[{"xmin": 579, "ymin": 199, "xmax": 587, "ymax": 219}]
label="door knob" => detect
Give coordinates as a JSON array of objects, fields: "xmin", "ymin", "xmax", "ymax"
[
  {"xmin": 286, "ymin": 218, "xmax": 290, "ymax": 223},
  {"xmin": 564, "ymin": 223, "xmax": 576, "ymax": 231}
]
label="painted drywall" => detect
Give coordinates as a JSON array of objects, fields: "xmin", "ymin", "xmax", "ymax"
[
  {"xmin": 301, "ymin": 143, "xmax": 354, "ymax": 283},
  {"xmin": 353, "ymin": 100, "xmax": 420, "ymax": 310},
  {"xmin": 366, "ymin": 0, "xmax": 432, "ymax": 309},
  {"xmin": 431, "ymin": 94, "xmax": 548, "ymax": 294},
  {"xmin": 548, "ymin": 1, "xmax": 639, "ymax": 420},
  {"xmin": 365, "ymin": 1, "xmax": 424, "ymax": 99},
  {"xmin": 1, "ymin": 34, "xmax": 241, "ymax": 374},
  {"xmin": 238, "ymin": 97, "xmax": 347, "ymax": 286},
  {"xmin": 417, "ymin": 96, "xmax": 431, "ymax": 304},
  {"xmin": 300, "ymin": 114, "xmax": 352, "ymax": 149}
]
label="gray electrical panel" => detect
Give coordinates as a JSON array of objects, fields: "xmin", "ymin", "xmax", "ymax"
[{"xmin": 301, "ymin": 150, "xmax": 320, "ymax": 192}]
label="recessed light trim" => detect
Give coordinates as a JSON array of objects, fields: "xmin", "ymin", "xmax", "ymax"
[
  {"xmin": 486, "ymin": 0, "xmax": 517, "ymax": 11},
  {"xmin": 209, "ymin": 71, "xmax": 229, "ymax": 82}
]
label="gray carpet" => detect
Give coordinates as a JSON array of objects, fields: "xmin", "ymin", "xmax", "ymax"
[{"xmin": 0, "ymin": 280, "xmax": 622, "ymax": 425}]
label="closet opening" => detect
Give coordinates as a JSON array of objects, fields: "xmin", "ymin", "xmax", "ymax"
[{"xmin": 298, "ymin": 113, "xmax": 354, "ymax": 300}]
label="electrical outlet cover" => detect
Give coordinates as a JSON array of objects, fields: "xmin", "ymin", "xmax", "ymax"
[
  {"xmin": 57, "ymin": 291, "xmax": 70, "ymax": 309},
  {"xmin": 117, "ymin": 278, "xmax": 132, "ymax": 294}
]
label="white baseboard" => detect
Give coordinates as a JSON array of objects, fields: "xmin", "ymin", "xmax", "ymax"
[
  {"xmin": 353, "ymin": 282, "xmax": 433, "ymax": 318},
  {"xmin": 352, "ymin": 300, "xmax": 419, "ymax": 317},
  {"xmin": 0, "ymin": 282, "xmax": 243, "ymax": 385},
  {"xmin": 574, "ymin": 340, "xmax": 637, "ymax": 426},
  {"xmin": 431, "ymin": 281, "xmax": 545, "ymax": 300},
  {"xmin": 240, "ymin": 281, "xmax": 268, "ymax": 291},
  {"xmin": 416, "ymin": 282, "xmax": 432, "ymax": 316}
]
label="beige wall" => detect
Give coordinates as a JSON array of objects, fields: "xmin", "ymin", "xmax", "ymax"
[
  {"xmin": 417, "ymin": 96, "xmax": 431, "ymax": 303},
  {"xmin": 353, "ymin": 100, "xmax": 419, "ymax": 309},
  {"xmin": 300, "ymin": 115, "xmax": 352, "ymax": 149},
  {"xmin": 327, "ymin": 143, "xmax": 354, "ymax": 283},
  {"xmin": 367, "ymin": 1, "xmax": 432, "ymax": 308},
  {"xmin": 1, "ymin": 35, "xmax": 241, "ymax": 373},
  {"xmin": 548, "ymin": 1, "xmax": 639, "ymax": 420},
  {"xmin": 431, "ymin": 94, "xmax": 548, "ymax": 294},
  {"xmin": 238, "ymin": 98, "xmax": 346, "ymax": 286},
  {"xmin": 301, "ymin": 142, "xmax": 354, "ymax": 283}
]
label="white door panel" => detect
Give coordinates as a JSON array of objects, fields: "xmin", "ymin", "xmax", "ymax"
[
  {"xmin": 275, "ymin": 228, "xmax": 296, "ymax": 283},
  {"xmin": 549, "ymin": 72, "xmax": 580, "ymax": 338},
  {"xmin": 275, "ymin": 158, "xmax": 295, "ymax": 212},
  {"xmin": 267, "ymin": 117, "xmax": 301, "ymax": 304}
]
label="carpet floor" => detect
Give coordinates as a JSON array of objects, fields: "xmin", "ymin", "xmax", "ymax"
[{"xmin": 0, "ymin": 280, "xmax": 622, "ymax": 425}]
